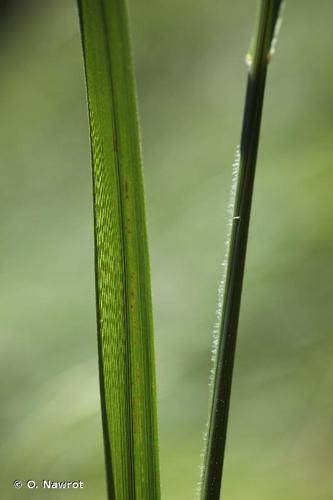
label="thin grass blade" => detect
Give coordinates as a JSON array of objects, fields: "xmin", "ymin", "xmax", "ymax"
[
  {"xmin": 200, "ymin": 2, "xmax": 285, "ymax": 499},
  {"xmin": 77, "ymin": 1, "xmax": 160, "ymax": 499}
]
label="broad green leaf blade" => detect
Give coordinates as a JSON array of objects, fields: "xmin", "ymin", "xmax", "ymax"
[
  {"xmin": 77, "ymin": 1, "xmax": 160, "ymax": 499},
  {"xmin": 200, "ymin": 2, "xmax": 285, "ymax": 499}
]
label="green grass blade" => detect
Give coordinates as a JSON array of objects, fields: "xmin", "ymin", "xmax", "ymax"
[
  {"xmin": 200, "ymin": 2, "xmax": 285, "ymax": 499},
  {"xmin": 77, "ymin": 1, "xmax": 160, "ymax": 499}
]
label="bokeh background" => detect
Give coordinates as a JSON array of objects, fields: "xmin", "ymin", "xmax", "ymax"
[{"xmin": 1, "ymin": 1, "xmax": 333, "ymax": 498}]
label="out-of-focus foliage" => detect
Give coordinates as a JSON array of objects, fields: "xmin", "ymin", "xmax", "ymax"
[{"xmin": 0, "ymin": 1, "xmax": 332, "ymax": 499}]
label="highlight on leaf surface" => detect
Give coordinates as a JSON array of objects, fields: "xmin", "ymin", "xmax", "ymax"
[{"xmin": 77, "ymin": 1, "xmax": 161, "ymax": 499}]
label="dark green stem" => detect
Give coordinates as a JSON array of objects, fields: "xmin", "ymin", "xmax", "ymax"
[{"xmin": 201, "ymin": 2, "xmax": 284, "ymax": 499}]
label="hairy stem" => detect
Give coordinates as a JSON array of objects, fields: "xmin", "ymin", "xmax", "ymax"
[{"xmin": 200, "ymin": 2, "xmax": 284, "ymax": 499}]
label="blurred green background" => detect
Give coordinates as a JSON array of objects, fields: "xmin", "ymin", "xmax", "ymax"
[{"xmin": 1, "ymin": 1, "xmax": 333, "ymax": 498}]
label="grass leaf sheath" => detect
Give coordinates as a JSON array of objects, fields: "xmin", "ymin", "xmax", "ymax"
[
  {"xmin": 77, "ymin": 1, "xmax": 160, "ymax": 499},
  {"xmin": 200, "ymin": 2, "xmax": 285, "ymax": 499}
]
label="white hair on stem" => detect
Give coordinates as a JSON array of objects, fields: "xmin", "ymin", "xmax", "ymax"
[{"xmin": 196, "ymin": 145, "xmax": 240, "ymax": 498}]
